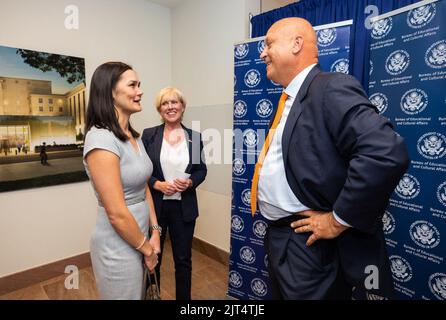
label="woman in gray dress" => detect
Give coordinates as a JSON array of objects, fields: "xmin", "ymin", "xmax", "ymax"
[{"xmin": 83, "ymin": 62, "xmax": 161, "ymax": 299}]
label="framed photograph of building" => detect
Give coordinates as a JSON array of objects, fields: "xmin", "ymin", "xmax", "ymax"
[{"xmin": 0, "ymin": 45, "xmax": 88, "ymax": 192}]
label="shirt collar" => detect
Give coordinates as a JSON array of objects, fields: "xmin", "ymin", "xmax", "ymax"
[{"xmin": 284, "ymin": 63, "xmax": 317, "ymax": 99}]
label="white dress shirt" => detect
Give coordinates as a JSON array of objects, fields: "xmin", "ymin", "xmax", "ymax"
[
  {"xmin": 257, "ymin": 64, "xmax": 350, "ymax": 227},
  {"xmin": 160, "ymin": 138, "xmax": 189, "ymax": 200}
]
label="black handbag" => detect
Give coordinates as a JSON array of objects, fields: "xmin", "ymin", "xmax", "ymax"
[{"xmin": 141, "ymin": 266, "xmax": 161, "ymax": 300}]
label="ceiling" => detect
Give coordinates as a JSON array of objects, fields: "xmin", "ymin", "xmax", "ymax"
[
  {"xmin": 147, "ymin": 0, "xmax": 184, "ymax": 8},
  {"xmin": 147, "ymin": 0, "xmax": 298, "ymax": 11}
]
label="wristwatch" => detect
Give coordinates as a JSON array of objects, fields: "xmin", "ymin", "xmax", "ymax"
[{"xmin": 151, "ymin": 224, "xmax": 162, "ymax": 236}]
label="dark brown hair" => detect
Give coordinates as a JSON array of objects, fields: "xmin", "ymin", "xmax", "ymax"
[{"xmin": 84, "ymin": 61, "xmax": 139, "ymax": 141}]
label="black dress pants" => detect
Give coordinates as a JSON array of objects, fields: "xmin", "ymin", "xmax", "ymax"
[
  {"xmin": 154, "ymin": 200, "xmax": 196, "ymax": 300},
  {"xmin": 264, "ymin": 215, "xmax": 351, "ymax": 300}
]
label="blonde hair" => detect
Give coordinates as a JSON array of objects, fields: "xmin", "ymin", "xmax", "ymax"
[{"xmin": 154, "ymin": 87, "xmax": 187, "ymax": 113}]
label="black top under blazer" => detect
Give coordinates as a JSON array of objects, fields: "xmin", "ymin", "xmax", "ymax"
[
  {"xmin": 142, "ymin": 124, "xmax": 207, "ymax": 222},
  {"xmin": 275, "ymin": 65, "xmax": 409, "ymax": 297}
]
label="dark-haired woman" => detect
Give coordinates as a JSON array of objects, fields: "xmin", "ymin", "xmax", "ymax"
[{"xmin": 83, "ymin": 62, "xmax": 161, "ymax": 299}]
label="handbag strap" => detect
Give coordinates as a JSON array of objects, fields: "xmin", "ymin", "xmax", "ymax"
[
  {"xmin": 141, "ymin": 267, "xmax": 149, "ymax": 300},
  {"xmin": 141, "ymin": 266, "xmax": 161, "ymax": 300}
]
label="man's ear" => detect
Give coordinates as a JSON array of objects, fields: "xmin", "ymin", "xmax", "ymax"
[{"xmin": 291, "ymin": 36, "xmax": 303, "ymax": 54}]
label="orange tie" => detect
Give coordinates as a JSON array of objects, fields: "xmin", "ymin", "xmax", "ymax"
[{"xmin": 250, "ymin": 92, "xmax": 288, "ymax": 216}]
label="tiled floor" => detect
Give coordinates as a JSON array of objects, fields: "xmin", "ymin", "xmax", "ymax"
[{"xmin": 0, "ymin": 241, "xmax": 229, "ymax": 300}]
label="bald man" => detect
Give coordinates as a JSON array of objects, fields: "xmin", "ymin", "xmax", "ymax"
[{"xmin": 253, "ymin": 18, "xmax": 409, "ymax": 299}]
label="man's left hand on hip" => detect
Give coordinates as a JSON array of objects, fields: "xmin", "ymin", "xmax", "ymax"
[{"xmin": 290, "ymin": 210, "xmax": 348, "ymax": 246}]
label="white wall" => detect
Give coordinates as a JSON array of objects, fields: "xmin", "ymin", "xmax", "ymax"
[
  {"xmin": 171, "ymin": 0, "xmax": 260, "ymax": 252},
  {"xmin": 0, "ymin": 0, "xmax": 262, "ymax": 277},
  {"xmin": 261, "ymin": 0, "xmax": 297, "ymax": 13},
  {"xmin": 0, "ymin": 0, "xmax": 171, "ymax": 277},
  {"xmin": 172, "ymin": 0, "xmax": 246, "ymax": 106}
]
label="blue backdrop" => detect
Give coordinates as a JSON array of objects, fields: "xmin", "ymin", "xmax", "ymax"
[
  {"xmin": 228, "ymin": 22, "xmax": 351, "ymax": 300},
  {"xmin": 368, "ymin": 0, "xmax": 446, "ymax": 300},
  {"xmin": 251, "ymin": 0, "xmax": 419, "ymax": 91}
]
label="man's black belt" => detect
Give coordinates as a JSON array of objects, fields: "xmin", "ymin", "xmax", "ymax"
[{"xmin": 265, "ymin": 214, "xmax": 305, "ymax": 228}]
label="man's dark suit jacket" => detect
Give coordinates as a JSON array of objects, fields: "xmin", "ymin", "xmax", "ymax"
[
  {"xmin": 141, "ymin": 124, "xmax": 207, "ymax": 222},
  {"xmin": 277, "ymin": 65, "xmax": 409, "ymax": 297}
]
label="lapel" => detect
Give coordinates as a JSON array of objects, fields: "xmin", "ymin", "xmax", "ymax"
[
  {"xmin": 152, "ymin": 123, "xmax": 165, "ymax": 180},
  {"xmin": 282, "ymin": 65, "xmax": 321, "ymax": 164},
  {"xmin": 181, "ymin": 123, "xmax": 194, "ymax": 173}
]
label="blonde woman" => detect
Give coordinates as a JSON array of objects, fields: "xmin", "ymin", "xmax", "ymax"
[{"xmin": 142, "ymin": 87, "xmax": 207, "ymax": 300}]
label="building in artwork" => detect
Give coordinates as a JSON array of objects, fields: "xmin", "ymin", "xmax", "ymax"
[{"xmin": 0, "ymin": 76, "xmax": 86, "ymax": 153}]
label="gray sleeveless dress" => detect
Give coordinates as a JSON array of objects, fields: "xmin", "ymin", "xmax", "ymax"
[{"xmin": 83, "ymin": 127, "xmax": 153, "ymax": 300}]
